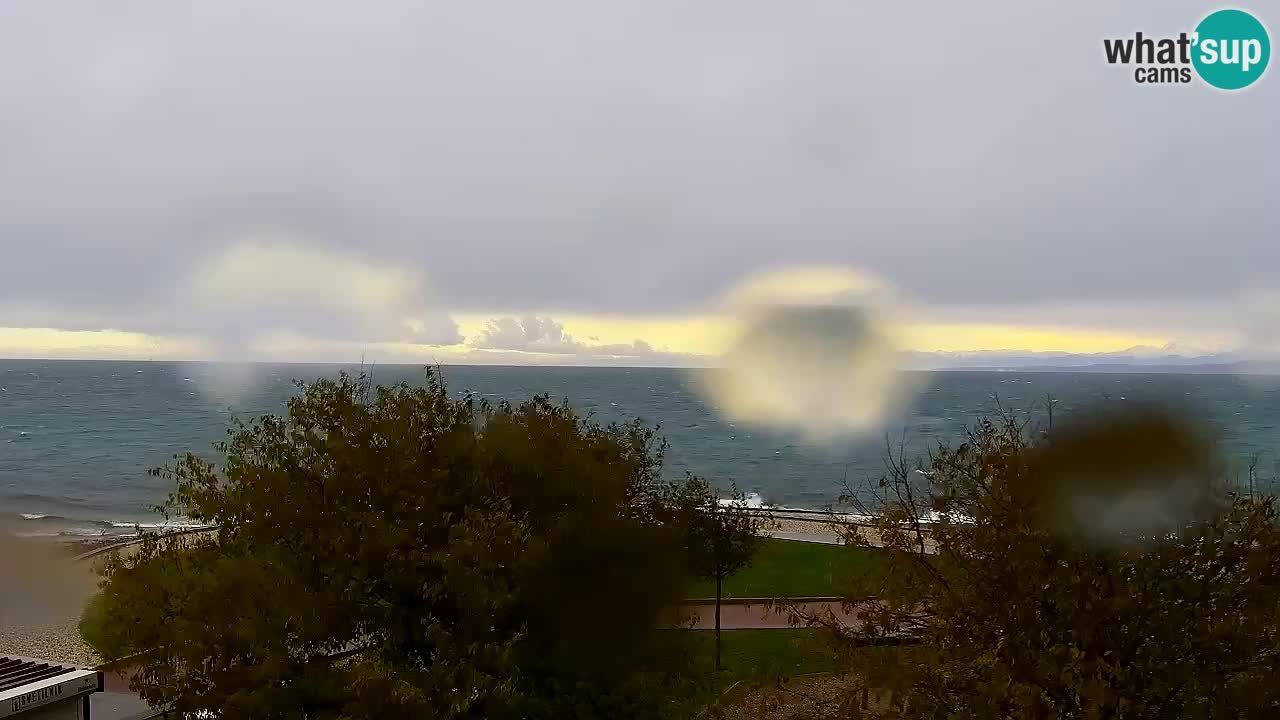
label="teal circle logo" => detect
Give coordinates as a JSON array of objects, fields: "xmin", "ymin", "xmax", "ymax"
[{"xmin": 1192, "ymin": 9, "xmax": 1270, "ymax": 90}]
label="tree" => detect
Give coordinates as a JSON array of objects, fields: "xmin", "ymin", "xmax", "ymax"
[
  {"xmin": 671, "ymin": 476, "xmax": 774, "ymax": 671},
  {"xmin": 88, "ymin": 370, "xmax": 701, "ymax": 719},
  {"xmin": 803, "ymin": 405, "xmax": 1280, "ymax": 719}
]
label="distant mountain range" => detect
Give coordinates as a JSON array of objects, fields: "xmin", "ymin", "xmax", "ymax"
[{"xmin": 900, "ymin": 347, "xmax": 1280, "ymax": 374}]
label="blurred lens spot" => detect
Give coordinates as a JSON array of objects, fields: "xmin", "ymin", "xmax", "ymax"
[
  {"xmin": 1028, "ymin": 406, "xmax": 1221, "ymax": 544},
  {"xmin": 720, "ymin": 266, "xmax": 888, "ymax": 308},
  {"xmin": 184, "ymin": 361, "xmax": 265, "ymax": 407},
  {"xmin": 699, "ymin": 267, "xmax": 908, "ymax": 442}
]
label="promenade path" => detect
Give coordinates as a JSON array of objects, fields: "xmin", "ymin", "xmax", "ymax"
[{"xmin": 674, "ymin": 599, "xmax": 864, "ymax": 630}]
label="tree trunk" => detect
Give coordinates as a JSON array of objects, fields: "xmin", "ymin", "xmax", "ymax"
[{"xmin": 715, "ymin": 573, "xmax": 722, "ymax": 671}]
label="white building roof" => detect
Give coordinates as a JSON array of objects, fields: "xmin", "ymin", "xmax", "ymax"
[{"xmin": 0, "ymin": 656, "xmax": 101, "ymax": 718}]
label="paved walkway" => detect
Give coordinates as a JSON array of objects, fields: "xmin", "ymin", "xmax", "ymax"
[
  {"xmin": 770, "ymin": 515, "xmax": 938, "ymax": 553},
  {"xmin": 672, "ymin": 600, "xmax": 865, "ymax": 630},
  {"xmin": 771, "ymin": 530, "xmax": 842, "ymax": 545}
]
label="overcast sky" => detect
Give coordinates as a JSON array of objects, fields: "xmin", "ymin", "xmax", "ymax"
[{"xmin": 0, "ymin": 1, "xmax": 1275, "ymax": 364}]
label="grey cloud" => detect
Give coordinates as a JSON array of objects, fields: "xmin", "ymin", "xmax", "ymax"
[
  {"xmin": 0, "ymin": 0, "xmax": 1275, "ymax": 337},
  {"xmin": 0, "ymin": 237, "xmax": 464, "ymax": 353}
]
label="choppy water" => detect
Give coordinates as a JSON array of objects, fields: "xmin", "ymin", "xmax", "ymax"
[{"xmin": 2, "ymin": 360, "xmax": 1279, "ymax": 539}]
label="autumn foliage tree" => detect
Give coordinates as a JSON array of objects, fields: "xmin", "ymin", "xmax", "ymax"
[
  {"xmin": 87, "ymin": 371, "xmax": 701, "ymax": 720},
  {"xmin": 809, "ymin": 406, "xmax": 1280, "ymax": 719}
]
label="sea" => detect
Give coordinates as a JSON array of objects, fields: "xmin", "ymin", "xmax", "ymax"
[{"xmin": 3, "ymin": 360, "xmax": 1280, "ymax": 541}]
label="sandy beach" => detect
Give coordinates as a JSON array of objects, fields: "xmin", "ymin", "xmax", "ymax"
[{"xmin": 0, "ymin": 533, "xmax": 104, "ymax": 666}]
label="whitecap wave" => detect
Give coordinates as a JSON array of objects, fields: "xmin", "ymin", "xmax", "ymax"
[
  {"xmin": 59, "ymin": 527, "xmax": 113, "ymax": 537},
  {"xmin": 717, "ymin": 492, "xmax": 769, "ymax": 509},
  {"xmin": 14, "ymin": 526, "xmax": 110, "ymax": 538}
]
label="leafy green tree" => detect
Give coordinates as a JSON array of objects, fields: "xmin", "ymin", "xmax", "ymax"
[
  {"xmin": 671, "ymin": 476, "xmax": 773, "ymax": 671},
  {"xmin": 809, "ymin": 407, "xmax": 1280, "ymax": 719},
  {"xmin": 88, "ymin": 370, "xmax": 700, "ymax": 719}
]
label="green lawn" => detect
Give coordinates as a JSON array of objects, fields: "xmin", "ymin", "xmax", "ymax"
[
  {"xmin": 687, "ymin": 538, "xmax": 884, "ymax": 599},
  {"xmin": 691, "ymin": 629, "xmax": 835, "ymax": 678}
]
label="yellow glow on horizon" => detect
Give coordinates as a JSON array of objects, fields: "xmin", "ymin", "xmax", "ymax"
[
  {"xmin": 2, "ymin": 315, "xmax": 1177, "ymax": 363},
  {"xmin": 896, "ymin": 323, "xmax": 1169, "ymax": 354},
  {"xmin": 246, "ymin": 330, "xmax": 474, "ymax": 363},
  {"xmin": 0, "ymin": 327, "xmax": 209, "ymax": 359},
  {"xmin": 454, "ymin": 313, "xmax": 1171, "ymax": 357}
]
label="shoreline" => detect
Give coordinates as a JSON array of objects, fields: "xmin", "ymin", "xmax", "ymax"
[{"xmin": 2, "ymin": 532, "xmax": 151, "ymax": 558}]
